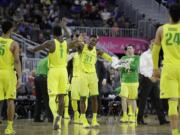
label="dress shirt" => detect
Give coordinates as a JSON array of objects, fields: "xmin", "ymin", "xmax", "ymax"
[{"xmin": 140, "ymin": 49, "xmax": 153, "ymax": 78}]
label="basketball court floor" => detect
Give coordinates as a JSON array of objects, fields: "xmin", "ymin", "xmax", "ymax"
[{"xmin": 0, "ymin": 115, "xmax": 171, "ymax": 135}]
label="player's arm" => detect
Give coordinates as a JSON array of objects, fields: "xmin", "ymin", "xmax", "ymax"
[
  {"xmin": 152, "ymin": 26, "xmax": 163, "ymax": 70},
  {"xmin": 67, "ymin": 52, "xmax": 76, "ymax": 62},
  {"xmin": 152, "ymin": 26, "xmax": 163, "ymax": 79},
  {"xmin": 97, "ymin": 50, "xmax": 112, "ymax": 62},
  {"xmin": 11, "ymin": 41, "xmax": 22, "ymax": 89},
  {"xmin": 100, "ymin": 60, "xmax": 107, "ymax": 86},
  {"xmin": 68, "ymin": 40, "xmax": 84, "ymax": 54},
  {"xmin": 28, "ymin": 40, "xmax": 55, "ymax": 53},
  {"xmin": 61, "ymin": 18, "xmax": 71, "ymax": 39}
]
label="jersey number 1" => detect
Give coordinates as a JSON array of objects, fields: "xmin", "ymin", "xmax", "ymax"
[
  {"xmin": 60, "ymin": 46, "xmax": 63, "ymax": 58},
  {"xmin": 0, "ymin": 45, "xmax": 5, "ymax": 56}
]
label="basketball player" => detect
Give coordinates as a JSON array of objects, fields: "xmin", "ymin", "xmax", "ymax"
[
  {"xmin": 119, "ymin": 45, "xmax": 139, "ymax": 123},
  {"xmin": 28, "ymin": 25, "xmax": 80, "ymax": 130},
  {"xmin": 152, "ymin": 4, "xmax": 180, "ymax": 135},
  {"xmin": 70, "ymin": 34, "xmax": 90, "ymax": 124},
  {"xmin": 78, "ymin": 35, "xmax": 112, "ymax": 128},
  {"xmin": 0, "ymin": 20, "xmax": 21, "ymax": 134},
  {"xmin": 70, "ymin": 34, "xmax": 83, "ymax": 124}
]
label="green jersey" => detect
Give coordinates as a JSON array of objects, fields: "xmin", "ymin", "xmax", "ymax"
[
  {"xmin": 120, "ymin": 55, "xmax": 139, "ymax": 83},
  {"xmin": 36, "ymin": 57, "xmax": 48, "ymax": 75}
]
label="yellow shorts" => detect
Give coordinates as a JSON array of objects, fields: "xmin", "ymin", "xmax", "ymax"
[
  {"xmin": 71, "ymin": 76, "xmax": 80, "ymax": 100},
  {"xmin": 0, "ymin": 70, "xmax": 17, "ymax": 100},
  {"xmin": 79, "ymin": 72, "xmax": 98, "ymax": 97},
  {"xmin": 66, "ymin": 82, "xmax": 71, "ymax": 93},
  {"xmin": 160, "ymin": 65, "xmax": 180, "ymax": 99},
  {"xmin": 48, "ymin": 68, "xmax": 68, "ymax": 96},
  {"xmin": 119, "ymin": 83, "xmax": 139, "ymax": 99}
]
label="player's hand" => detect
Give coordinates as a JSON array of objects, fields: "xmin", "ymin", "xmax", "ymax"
[
  {"xmin": 27, "ymin": 47, "xmax": 34, "ymax": 52},
  {"xmin": 78, "ymin": 34, "xmax": 84, "ymax": 42},
  {"xmin": 16, "ymin": 79, "xmax": 21, "ymax": 90},
  {"xmin": 152, "ymin": 69, "xmax": 161, "ymax": 81},
  {"xmin": 102, "ymin": 79, "xmax": 107, "ymax": 86},
  {"xmin": 150, "ymin": 76, "xmax": 159, "ymax": 82},
  {"xmin": 60, "ymin": 17, "xmax": 67, "ymax": 27}
]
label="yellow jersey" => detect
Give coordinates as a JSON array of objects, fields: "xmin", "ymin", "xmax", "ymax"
[
  {"xmin": 0, "ymin": 37, "xmax": 14, "ymax": 70},
  {"xmin": 80, "ymin": 44, "xmax": 97, "ymax": 73},
  {"xmin": 73, "ymin": 52, "xmax": 80, "ymax": 76},
  {"xmin": 162, "ymin": 23, "xmax": 180, "ymax": 66},
  {"xmin": 48, "ymin": 39, "xmax": 67, "ymax": 68}
]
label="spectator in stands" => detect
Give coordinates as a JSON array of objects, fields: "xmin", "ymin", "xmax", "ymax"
[
  {"xmin": 111, "ymin": 22, "xmax": 120, "ymax": 36},
  {"xmin": 0, "ymin": 0, "xmax": 132, "ymax": 41},
  {"xmin": 100, "ymin": 8, "xmax": 111, "ymax": 22}
]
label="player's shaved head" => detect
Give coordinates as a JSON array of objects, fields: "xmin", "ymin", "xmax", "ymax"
[
  {"xmin": 169, "ymin": 4, "xmax": 180, "ymax": 23},
  {"xmin": 53, "ymin": 25, "xmax": 62, "ymax": 37}
]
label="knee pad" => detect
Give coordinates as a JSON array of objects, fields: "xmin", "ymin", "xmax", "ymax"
[{"xmin": 168, "ymin": 100, "xmax": 178, "ymax": 116}]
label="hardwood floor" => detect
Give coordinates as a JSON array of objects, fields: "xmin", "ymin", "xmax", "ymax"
[{"xmin": 0, "ymin": 116, "xmax": 172, "ymax": 135}]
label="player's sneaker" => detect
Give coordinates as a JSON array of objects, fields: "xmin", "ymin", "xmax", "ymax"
[
  {"xmin": 120, "ymin": 115, "xmax": 128, "ymax": 123},
  {"xmin": 91, "ymin": 129, "xmax": 100, "ymax": 135},
  {"xmin": 82, "ymin": 118, "xmax": 90, "ymax": 128},
  {"xmin": 91, "ymin": 120, "xmax": 100, "ymax": 127},
  {"xmin": 73, "ymin": 112, "xmax": 80, "ymax": 124},
  {"xmin": 129, "ymin": 115, "xmax": 136, "ymax": 123},
  {"xmin": 79, "ymin": 115, "xmax": 83, "ymax": 125},
  {"xmin": 53, "ymin": 116, "xmax": 61, "ymax": 130},
  {"xmin": 4, "ymin": 128, "xmax": 16, "ymax": 135}
]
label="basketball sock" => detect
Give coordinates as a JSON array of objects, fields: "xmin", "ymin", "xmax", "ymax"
[
  {"xmin": 123, "ymin": 112, "xmax": 127, "ymax": 117},
  {"xmin": 49, "ymin": 95, "xmax": 58, "ymax": 119},
  {"xmin": 64, "ymin": 95, "xmax": 69, "ymax": 115},
  {"xmin": 81, "ymin": 114, "xmax": 86, "ymax": 122},
  {"xmin": 72, "ymin": 100, "xmax": 78, "ymax": 112},
  {"xmin": 128, "ymin": 105, "xmax": 133, "ymax": 116},
  {"xmin": 7, "ymin": 121, "xmax": 13, "ymax": 129},
  {"xmin": 92, "ymin": 113, "xmax": 97, "ymax": 121},
  {"xmin": 72, "ymin": 100, "xmax": 79, "ymax": 120}
]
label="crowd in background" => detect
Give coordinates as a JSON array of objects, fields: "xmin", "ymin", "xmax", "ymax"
[
  {"xmin": 0, "ymin": 0, "xmax": 134, "ymax": 43},
  {"xmin": 0, "ymin": 0, "xmax": 171, "ymax": 124}
]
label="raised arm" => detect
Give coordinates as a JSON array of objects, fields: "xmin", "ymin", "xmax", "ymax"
[
  {"xmin": 28, "ymin": 40, "xmax": 55, "ymax": 53},
  {"xmin": 60, "ymin": 18, "xmax": 71, "ymax": 39},
  {"xmin": 97, "ymin": 50, "xmax": 112, "ymax": 62}
]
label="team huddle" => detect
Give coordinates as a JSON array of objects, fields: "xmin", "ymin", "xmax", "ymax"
[{"xmin": 0, "ymin": 3, "xmax": 180, "ymax": 135}]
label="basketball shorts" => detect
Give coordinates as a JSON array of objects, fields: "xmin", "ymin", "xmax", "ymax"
[
  {"xmin": 160, "ymin": 65, "xmax": 180, "ymax": 99},
  {"xmin": 0, "ymin": 70, "xmax": 17, "ymax": 100},
  {"xmin": 71, "ymin": 76, "xmax": 80, "ymax": 100},
  {"xmin": 48, "ymin": 68, "xmax": 68, "ymax": 96},
  {"xmin": 79, "ymin": 72, "xmax": 99, "ymax": 97},
  {"xmin": 119, "ymin": 82, "xmax": 139, "ymax": 99}
]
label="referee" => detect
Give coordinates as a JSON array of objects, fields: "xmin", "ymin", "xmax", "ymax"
[{"xmin": 34, "ymin": 57, "xmax": 53, "ymax": 122}]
